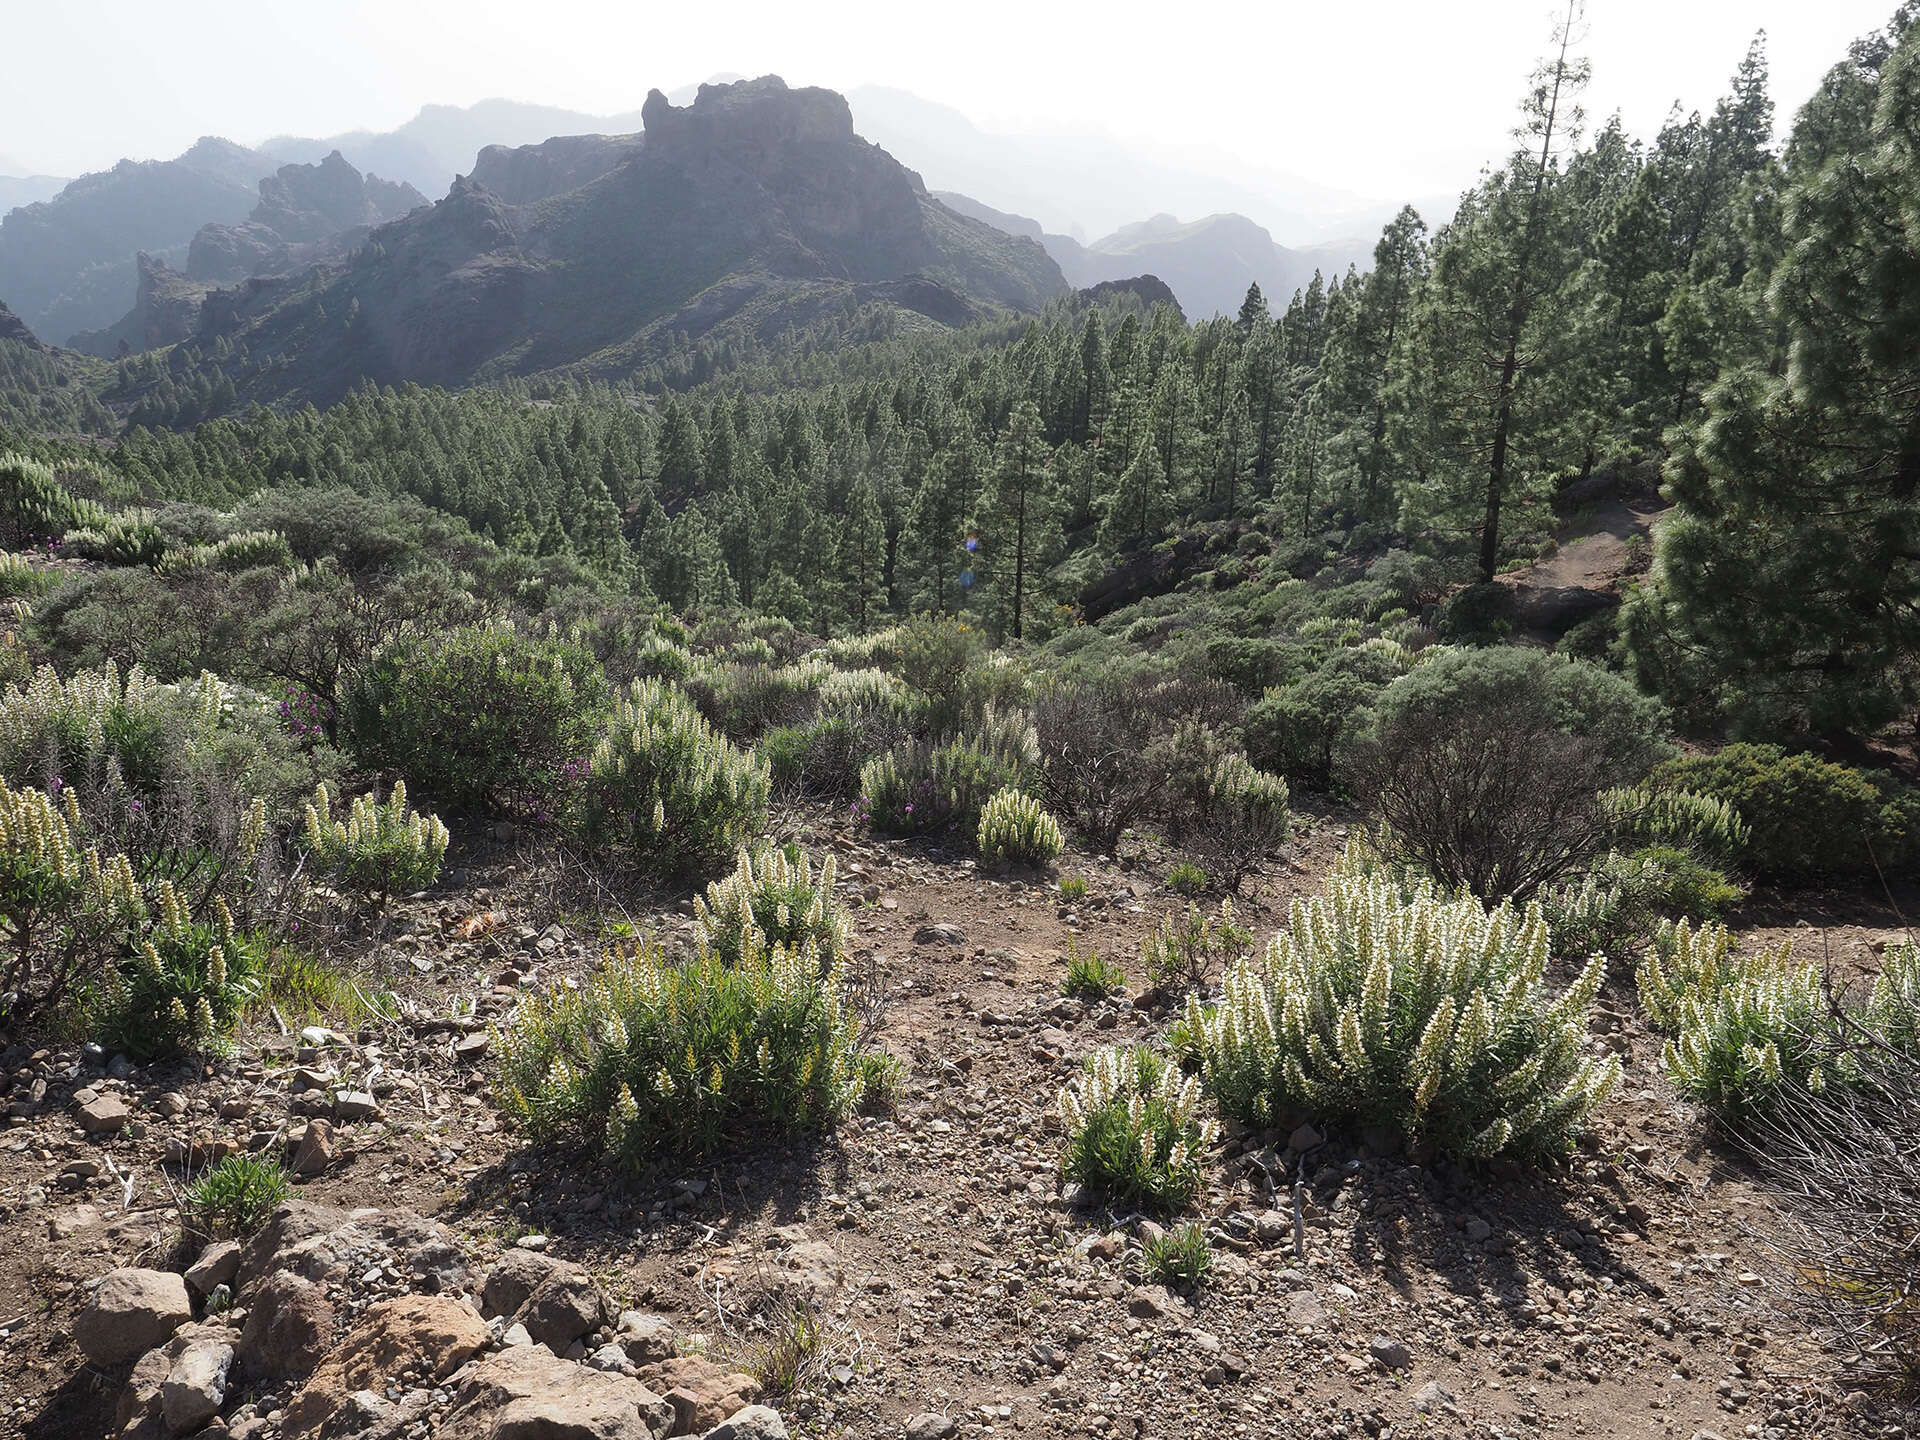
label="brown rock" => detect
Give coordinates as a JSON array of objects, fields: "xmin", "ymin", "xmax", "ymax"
[
  {"xmin": 75, "ymin": 1268, "xmax": 193, "ymax": 1367},
  {"xmin": 514, "ymin": 1266, "xmax": 606, "ymax": 1352},
  {"xmin": 288, "ymin": 1119, "xmax": 336, "ymax": 1177},
  {"xmin": 480, "ymin": 1249, "xmax": 561, "ymax": 1320},
  {"xmin": 634, "ymin": 1356, "xmax": 761, "ymax": 1436},
  {"xmin": 443, "ymin": 1345, "xmax": 673, "ymax": 1439},
  {"xmin": 78, "ymin": 1094, "xmax": 131, "ymax": 1134},
  {"xmin": 236, "ymin": 1271, "xmax": 337, "ymax": 1381},
  {"xmin": 284, "ymin": 1295, "xmax": 487, "ymax": 1437},
  {"xmin": 185, "ymin": 1241, "xmax": 242, "ymax": 1297}
]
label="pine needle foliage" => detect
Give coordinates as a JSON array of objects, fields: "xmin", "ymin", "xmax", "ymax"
[
  {"xmin": 492, "ymin": 927, "xmax": 879, "ymax": 1165},
  {"xmin": 1184, "ymin": 858, "xmax": 1619, "ymax": 1159},
  {"xmin": 1058, "ymin": 1045, "xmax": 1217, "ymax": 1214}
]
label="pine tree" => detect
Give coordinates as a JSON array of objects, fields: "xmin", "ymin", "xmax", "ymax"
[{"xmin": 982, "ymin": 399, "xmax": 1052, "ymax": 640}]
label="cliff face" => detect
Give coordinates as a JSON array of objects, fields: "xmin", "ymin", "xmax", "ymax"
[
  {"xmin": 185, "ymin": 152, "xmax": 426, "ymax": 286},
  {"xmin": 184, "ymin": 77, "xmax": 1068, "ymax": 404},
  {"xmin": 0, "ymin": 137, "xmax": 274, "ymax": 342}
]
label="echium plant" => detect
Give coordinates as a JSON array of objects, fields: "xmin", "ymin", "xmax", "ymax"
[
  {"xmin": 492, "ymin": 924, "xmax": 879, "ymax": 1164},
  {"xmin": 302, "ymin": 780, "xmax": 450, "ymax": 908},
  {"xmin": 1184, "ymin": 855, "xmax": 1619, "ymax": 1159},
  {"xmin": 976, "ymin": 787, "xmax": 1064, "ymax": 866},
  {"xmin": 694, "ymin": 845, "xmax": 849, "ymax": 967},
  {"xmin": 1058, "ymin": 1044, "xmax": 1216, "ymax": 1213},
  {"xmin": 97, "ymin": 884, "xmax": 263, "ymax": 1060}
]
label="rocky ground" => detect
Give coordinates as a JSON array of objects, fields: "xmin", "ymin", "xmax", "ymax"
[{"xmin": 0, "ymin": 808, "xmax": 1913, "ymax": 1440}]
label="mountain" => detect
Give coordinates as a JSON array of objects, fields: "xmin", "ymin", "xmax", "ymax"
[
  {"xmin": 0, "ymin": 297, "xmax": 41, "ymax": 349},
  {"xmin": 67, "ymin": 152, "xmax": 428, "ymax": 358},
  {"xmin": 468, "ymin": 133, "xmax": 641, "ymax": 205},
  {"xmin": 263, "ymin": 99, "xmax": 649, "ymax": 199},
  {"xmin": 936, "ymin": 194, "xmax": 1370, "ymax": 319},
  {"xmin": 184, "ymin": 78, "xmax": 1066, "ymax": 405},
  {"xmin": 0, "ymin": 175, "xmax": 68, "ymax": 214},
  {"xmin": 0, "ymin": 137, "xmax": 276, "ymax": 344}
]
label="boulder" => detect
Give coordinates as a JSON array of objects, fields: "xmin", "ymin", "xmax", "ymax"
[
  {"xmin": 443, "ymin": 1345, "xmax": 673, "ymax": 1439},
  {"xmin": 614, "ymin": 1312, "xmax": 679, "ymax": 1365},
  {"xmin": 284, "ymin": 1294, "xmax": 487, "ymax": 1437},
  {"xmin": 702, "ymin": 1406, "xmax": 788, "ymax": 1440},
  {"xmin": 162, "ymin": 1331, "xmax": 235, "ymax": 1433},
  {"xmin": 75, "ymin": 1268, "xmax": 193, "ymax": 1367},
  {"xmin": 636, "ymin": 1356, "xmax": 762, "ymax": 1436},
  {"xmin": 480, "ymin": 1249, "xmax": 561, "ymax": 1320},
  {"xmin": 78, "ymin": 1094, "xmax": 131, "ymax": 1134},
  {"xmin": 514, "ymin": 1266, "xmax": 606, "ymax": 1352},
  {"xmin": 236, "ymin": 1271, "xmax": 337, "ymax": 1380}
]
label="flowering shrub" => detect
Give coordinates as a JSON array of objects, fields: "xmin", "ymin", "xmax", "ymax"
[
  {"xmin": 977, "ymin": 787, "xmax": 1064, "ymax": 866},
  {"xmin": 94, "ymin": 887, "xmax": 263, "ymax": 1060},
  {"xmin": 0, "ymin": 661, "xmax": 184, "ymax": 795},
  {"xmin": 1602, "ymin": 786, "xmax": 1749, "ymax": 862},
  {"xmin": 1058, "ymin": 1045, "xmax": 1216, "ymax": 1213},
  {"xmin": 694, "ymin": 845, "xmax": 849, "ymax": 967},
  {"xmin": 860, "ymin": 708, "xmax": 1038, "ymax": 837},
  {"xmin": 1184, "ymin": 863, "xmax": 1619, "ymax": 1159},
  {"xmin": 572, "ymin": 678, "xmax": 769, "ymax": 876},
  {"xmin": 62, "ymin": 508, "xmax": 169, "ymax": 567},
  {"xmin": 492, "ymin": 928, "xmax": 879, "ymax": 1164},
  {"xmin": 0, "ymin": 778, "xmax": 144, "ymax": 1021},
  {"xmin": 301, "ymin": 780, "xmax": 450, "ymax": 907},
  {"xmin": 0, "ymin": 453, "xmax": 107, "ymax": 550}
]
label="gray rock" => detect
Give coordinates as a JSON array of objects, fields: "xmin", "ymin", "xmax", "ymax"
[
  {"xmin": 480, "ymin": 1249, "xmax": 558, "ymax": 1319},
  {"xmin": 913, "ymin": 923, "xmax": 967, "ymax": 947},
  {"xmin": 75, "ymin": 1269, "xmax": 193, "ymax": 1367},
  {"xmin": 1369, "ymin": 1335, "xmax": 1411, "ymax": 1371},
  {"xmin": 161, "ymin": 1333, "xmax": 234, "ymax": 1433},
  {"xmin": 587, "ymin": 1342, "xmax": 636, "ymax": 1375},
  {"xmin": 331, "ymin": 1090, "xmax": 379, "ymax": 1121},
  {"xmin": 1286, "ymin": 1290, "xmax": 1330, "ymax": 1327},
  {"xmin": 615, "ymin": 1311, "xmax": 680, "ymax": 1364},
  {"xmin": 512, "ymin": 1264, "xmax": 605, "ymax": 1351},
  {"xmin": 1287, "ymin": 1122, "xmax": 1323, "ymax": 1152},
  {"xmin": 905, "ymin": 1415, "xmax": 956, "ymax": 1440},
  {"xmin": 704, "ymin": 1405, "xmax": 790, "ymax": 1440},
  {"xmin": 1413, "ymin": 1380, "xmax": 1456, "ymax": 1414},
  {"xmin": 1464, "ymin": 1217, "xmax": 1493, "ymax": 1243},
  {"xmin": 185, "ymin": 1241, "xmax": 241, "ymax": 1297}
]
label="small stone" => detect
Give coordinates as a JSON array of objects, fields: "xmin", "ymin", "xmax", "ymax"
[
  {"xmin": 453, "ymin": 1033, "xmax": 490, "ymax": 1062},
  {"xmin": 288, "ymin": 1120, "xmax": 336, "ymax": 1177},
  {"xmin": 1464, "ymin": 1218, "xmax": 1493, "ymax": 1243},
  {"xmin": 913, "ymin": 923, "xmax": 967, "ymax": 947},
  {"xmin": 185, "ymin": 1241, "xmax": 242, "ymax": 1297},
  {"xmin": 1287, "ymin": 1122, "xmax": 1323, "ymax": 1152},
  {"xmin": 331, "ymin": 1090, "xmax": 379, "ymax": 1121},
  {"xmin": 1287, "ymin": 1291, "xmax": 1330, "ymax": 1327},
  {"xmin": 906, "ymin": 1415, "xmax": 956, "ymax": 1440},
  {"xmin": 1369, "ymin": 1335, "xmax": 1412, "ymax": 1371},
  {"xmin": 1413, "ymin": 1380, "xmax": 1456, "ymax": 1414},
  {"xmin": 78, "ymin": 1095, "xmax": 131, "ymax": 1135}
]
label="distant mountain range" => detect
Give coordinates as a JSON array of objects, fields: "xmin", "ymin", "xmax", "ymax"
[
  {"xmin": 0, "ymin": 174, "xmax": 68, "ymax": 214},
  {"xmin": 0, "ymin": 78, "xmax": 1400, "ymax": 364},
  {"xmin": 933, "ymin": 193, "xmax": 1368, "ymax": 320},
  {"xmin": 146, "ymin": 78, "xmax": 1065, "ymax": 406}
]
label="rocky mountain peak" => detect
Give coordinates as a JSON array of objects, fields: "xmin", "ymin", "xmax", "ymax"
[{"xmin": 640, "ymin": 76, "xmax": 857, "ymax": 164}]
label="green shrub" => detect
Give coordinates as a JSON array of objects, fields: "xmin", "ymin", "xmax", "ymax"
[
  {"xmin": 1185, "ymin": 862, "xmax": 1619, "ymax": 1159},
  {"xmin": 1658, "ymin": 953, "xmax": 1832, "ymax": 1124},
  {"xmin": 0, "ymin": 661, "xmax": 178, "ymax": 795},
  {"xmin": 860, "ymin": 708, "xmax": 1037, "ymax": 836},
  {"xmin": 1142, "ymin": 1224, "xmax": 1212, "ymax": 1289},
  {"xmin": 186, "ymin": 1154, "xmax": 289, "ymax": 1238},
  {"xmin": 1637, "ymin": 919, "xmax": 1795, "ymax": 1034},
  {"xmin": 1176, "ymin": 750, "xmax": 1291, "ymax": 892},
  {"xmin": 1059, "ymin": 876, "xmax": 1089, "ymax": 904},
  {"xmin": 0, "ymin": 779, "xmax": 145, "ymax": 1022},
  {"xmin": 1058, "ymin": 1045, "xmax": 1215, "ymax": 1214},
  {"xmin": 344, "ymin": 624, "xmax": 607, "ymax": 817},
  {"xmin": 95, "ymin": 889, "xmax": 263, "ymax": 1060},
  {"xmin": 1541, "ymin": 847, "xmax": 1743, "ymax": 962},
  {"xmin": 977, "ymin": 788, "xmax": 1064, "ymax": 866},
  {"xmin": 1061, "ymin": 940, "xmax": 1126, "ymax": 1000},
  {"xmin": 0, "ymin": 551, "xmax": 57, "ymax": 605},
  {"xmin": 0, "ymin": 453, "xmax": 106, "ymax": 550},
  {"xmin": 492, "ymin": 929, "xmax": 881, "ymax": 1164},
  {"xmin": 694, "ymin": 846, "xmax": 849, "ymax": 967},
  {"xmin": 572, "ymin": 679, "xmax": 769, "ymax": 876},
  {"xmin": 1166, "ymin": 862, "xmax": 1208, "ymax": 897},
  {"xmin": 1602, "ymin": 785, "xmax": 1749, "ymax": 863},
  {"xmin": 63, "ymin": 508, "xmax": 168, "ymax": 567},
  {"xmin": 1647, "ymin": 744, "xmax": 1920, "ymax": 879},
  {"xmin": 690, "ymin": 659, "xmax": 828, "ymax": 740},
  {"xmin": 301, "ymin": 780, "xmax": 450, "ymax": 906},
  {"xmin": 1140, "ymin": 899, "xmax": 1250, "ymax": 995},
  {"xmin": 1345, "ymin": 646, "xmax": 1672, "ymax": 901}
]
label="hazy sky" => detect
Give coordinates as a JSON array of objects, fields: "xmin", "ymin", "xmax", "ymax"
[{"xmin": 2, "ymin": 0, "xmax": 1902, "ymax": 201}]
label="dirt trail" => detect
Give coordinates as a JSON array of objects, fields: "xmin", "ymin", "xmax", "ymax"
[{"xmin": 1512, "ymin": 501, "xmax": 1667, "ymax": 595}]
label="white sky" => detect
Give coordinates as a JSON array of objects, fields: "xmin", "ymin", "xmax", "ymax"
[{"xmin": 1, "ymin": 0, "xmax": 1902, "ymax": 201}]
